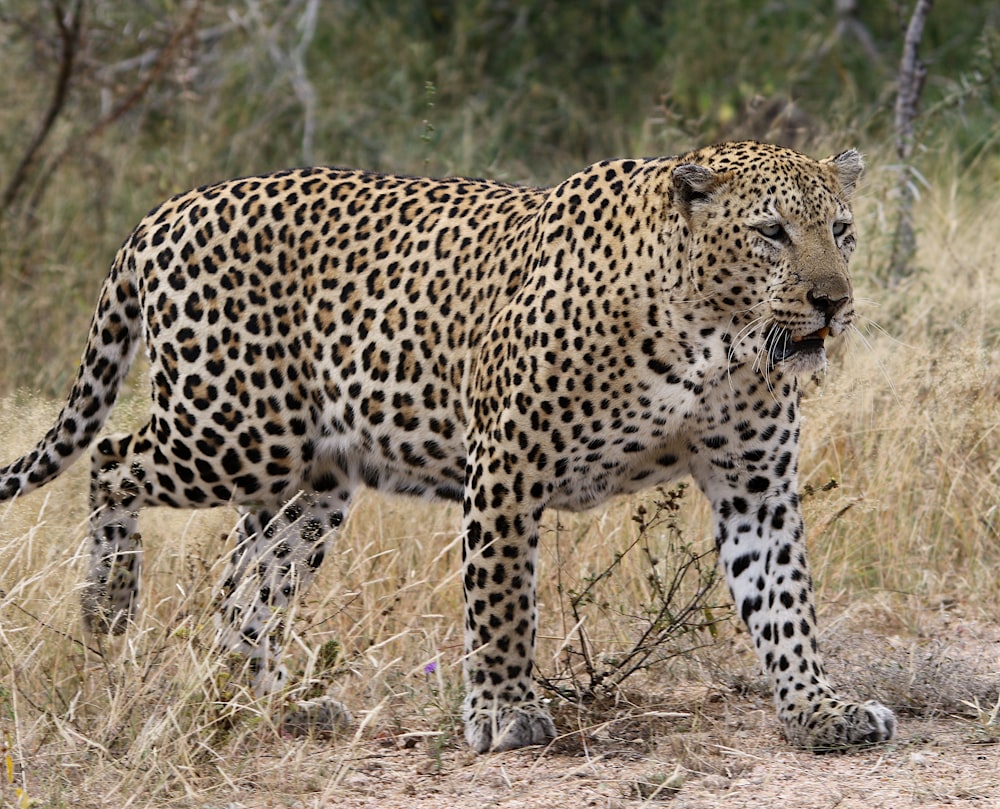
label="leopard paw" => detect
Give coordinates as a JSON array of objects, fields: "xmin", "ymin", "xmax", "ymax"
[
  {"xmin": 463, "ymin": 700, "xmax": 556, "ymax": 752},
  {"xmin": 280, "ymin": 695, "xmax": 353, "ymax": 738},
  {"xmin": 786, "ymin": 697, "xmax": 896, "ymax": 751}
]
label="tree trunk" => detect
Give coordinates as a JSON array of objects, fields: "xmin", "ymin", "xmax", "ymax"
[{"xmin": 887, "ymin": 0, "xmax": 933, "ymax": 284}]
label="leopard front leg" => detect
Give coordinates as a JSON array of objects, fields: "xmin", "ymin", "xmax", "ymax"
[
  {"xmin": 715, "ymin": 494, "xmax": 896, "ymax": 749},
  {"xmin": 689, "ymin": 385, "xmax": 896, "ymax": 750},
  {"xmin": 460, "ymin": 463, "xmax": 555, "ymax": 752}
]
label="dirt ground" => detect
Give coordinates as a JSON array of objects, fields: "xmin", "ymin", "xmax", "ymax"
[
  {"xmin": 227, "ymin": 615, "xmax": 1000, "ymax": 809},
  {"xmin": 269, "ymin": 703, "xmax": 999, "ymax": 809}
]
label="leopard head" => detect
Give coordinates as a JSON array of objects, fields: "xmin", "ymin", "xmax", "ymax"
[{"xmin": 671, "ymin": 143, "xmax": 863, "ymax": 377}]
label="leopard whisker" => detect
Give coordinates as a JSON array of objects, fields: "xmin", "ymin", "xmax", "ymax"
[
  {"xmin": 726, "ymin": 312, "xmax": 770, "ymax": 391},
  {"xmin": 729, "ymin": 309, "xmax": 772, "ymax": 360},
  {"xmin": 843, "ymin": 323, "xmax": 902, "ymax": 404}
]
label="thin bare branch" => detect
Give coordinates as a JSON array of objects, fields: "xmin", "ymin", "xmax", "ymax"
[
  {"xmin": 22, "ymin": 0, "xmax": 205, "ymax": 223},
  {"xmin": 0, "ymin": 0, "xmax": 84, "ymax": 217},
  {"xmin": 246, "ymin": 0, "xmax": 320, "ymax": 165}
]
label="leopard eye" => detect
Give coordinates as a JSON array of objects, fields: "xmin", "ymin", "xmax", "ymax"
[
  {"xmin": 832, "ymin": 220, "xmax": 850, "ymax": 238},
  {"xmin": 756, "ymin": 223, "xmax": 785, "ymax": 241}
]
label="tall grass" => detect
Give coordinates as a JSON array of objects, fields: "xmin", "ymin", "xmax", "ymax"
[{"xmin": 798, "ymin": 153, "xmax": 1000, "ymax": 607}]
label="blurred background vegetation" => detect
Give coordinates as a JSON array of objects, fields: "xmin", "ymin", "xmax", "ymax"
[{"xmin": 0, "ymin": 0, "xmax": 998, "ymax": 395}]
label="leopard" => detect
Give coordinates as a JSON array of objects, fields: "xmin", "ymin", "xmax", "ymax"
[{"xmin": 0, "ymin": 140, "xmax": 897, "ymax": 752}]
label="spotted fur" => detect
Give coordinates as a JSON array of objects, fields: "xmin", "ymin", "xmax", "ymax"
[{"xmin": 0, "ymin": 141, "xmax": 895, "ymax": 751}]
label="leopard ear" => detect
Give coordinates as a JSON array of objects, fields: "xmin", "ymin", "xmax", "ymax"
[
  {"xmin": 823, "ymin": 149, "xmax": 864, "ymax": 198},
  {"xmin": 672, "ymin": 163, "xmax": 720, "ymax": 219}
]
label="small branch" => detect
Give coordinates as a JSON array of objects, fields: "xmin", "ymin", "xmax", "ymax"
[
  {"xmin": 22, "ymin": 0, "xmax": 205, "ymax": 222},
  {"xmin": 540, "ymin": 486, "xmax": 724, "ymax": 701},
  {"xmin": 815, "ymin": 0, "xmax": 883, "ymax": 66},
  {"xmin": 290, "ymin": 0, "xmax": 320, "ymax": 165},
  {"xmin": 0, "ymin": 0, "xmax": 84, "ymax": 217},
  {"xmin": 246, "ymin": 0, "xmax": 320, "ymax": 165},
  {"xmin": 95, "ymin": 20, "xmax": 241, "ymax": 79}
]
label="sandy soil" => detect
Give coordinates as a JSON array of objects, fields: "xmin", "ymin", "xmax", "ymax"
[
  {"xmin": 266, "ymin": 707, "xmax": 998, "ymax": 809},
  {"xmin": 226, "ymin": 616, "xmax": 1000, "ymax": 809}
]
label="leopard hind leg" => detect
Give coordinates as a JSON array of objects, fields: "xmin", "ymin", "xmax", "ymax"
[
  {"xmin": 82, "ymin": 432, "xmax": 144, "ymax": 634},
  {"xmin": 214, "ymin": 485, "xmax": 354, "ymax": 735}
]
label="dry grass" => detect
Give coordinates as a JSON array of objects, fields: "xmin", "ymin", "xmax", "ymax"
[
  {"xmin": 801, "ymin": 171, "xmax": 1000, "ymax": 607},
  {"xmin": 1, "ymin": 174, "xmax": 999, "ymax": 807}
]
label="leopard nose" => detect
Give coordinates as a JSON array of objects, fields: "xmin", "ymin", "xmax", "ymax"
[{"xmin": 807, "ymin": 289, "xmax": 849, "ymax": 320}]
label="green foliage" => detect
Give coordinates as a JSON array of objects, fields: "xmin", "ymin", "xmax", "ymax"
[{"xmin": 0, "ymin": 0, "xmax": 998, "ymax": 395}]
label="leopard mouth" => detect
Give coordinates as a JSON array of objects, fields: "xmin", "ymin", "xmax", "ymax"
[{"xmin": 767, "ymin": 326, "xmax": 831, "ymax": 363}]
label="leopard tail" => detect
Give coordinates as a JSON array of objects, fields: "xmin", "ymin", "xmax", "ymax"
[{"xmin": 0, "ymin": 246, "xmax": 142, "ymax": 500}]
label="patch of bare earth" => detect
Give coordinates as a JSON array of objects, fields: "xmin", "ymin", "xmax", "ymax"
[
  {"xmin": 322, "ymin": 720, "xmax": 995, "ymax": 809},
  {"xmin": 232, "ymin": 614, "xmax": 999, "ymax": 809}
]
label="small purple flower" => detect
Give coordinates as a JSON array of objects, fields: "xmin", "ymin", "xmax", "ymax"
[{"xmin": 424, "ymin": 661, "xmax": 438, "ymax": 675}]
